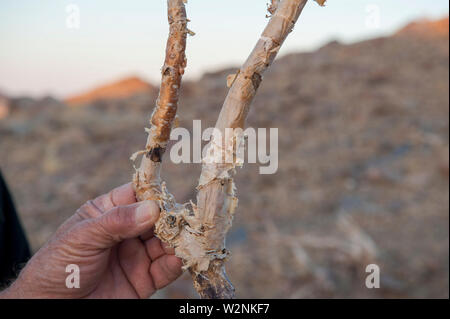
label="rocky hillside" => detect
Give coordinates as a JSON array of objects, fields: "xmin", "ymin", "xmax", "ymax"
[{"xmin": 0, "ymin": 18, "xmax": 448, "ymax": 298}]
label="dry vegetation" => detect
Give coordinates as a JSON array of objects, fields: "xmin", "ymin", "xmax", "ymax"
[{"xmin": 0, "ymin": 18, "xmax": 448, "ymax": 298}]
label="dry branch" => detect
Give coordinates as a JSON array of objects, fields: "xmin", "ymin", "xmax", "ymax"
[
  {"xmin": 189, "ymin": 0, "xmax": 310, "ymax": 299},
  {"xmin": 133, "ymin": 0, "xmax": 188, "ymax": 202},
  {"xmin": 132, "ymin": 0, "xmax": 323, "ymax": 299}
]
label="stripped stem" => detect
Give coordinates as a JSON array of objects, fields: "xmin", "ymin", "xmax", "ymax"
[
  {"xmin": 132, "ymin": 0, "xmax": 317, "ymax": 299},
  {"xmin": 192, "ymin": 0, "xmax": 309, "ymax": 298},
  {"xmin": 133, "ymin": 0, "xmax": 188, "ymax": 202}
]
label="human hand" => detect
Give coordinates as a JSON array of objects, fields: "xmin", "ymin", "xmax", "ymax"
[{"xmin": 0, "ymin": 183, "xmax": 183, "ymax": 299}]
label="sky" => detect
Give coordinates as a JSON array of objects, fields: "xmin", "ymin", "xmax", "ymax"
[{"xmin": 0, "ymin": 0, "xmax": 448, "ymax": 98}]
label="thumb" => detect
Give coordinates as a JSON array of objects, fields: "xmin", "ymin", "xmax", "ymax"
[{"xmin": 90, "ymin": 200, "xmax": 160, "ymax": 248}]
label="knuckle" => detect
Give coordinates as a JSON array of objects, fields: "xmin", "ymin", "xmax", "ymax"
[
  {"xmin": 93, "ymin": 193, "xmax": 114, "ymax": 212},
  {"xmin": 76, "ymin": 200, "xmax": 103, "ymax": 219}
]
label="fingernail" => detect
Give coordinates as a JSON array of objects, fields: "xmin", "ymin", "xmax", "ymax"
[{"xmin": 136, "ymin": 201, "xmax": 159, "ymax": 225}]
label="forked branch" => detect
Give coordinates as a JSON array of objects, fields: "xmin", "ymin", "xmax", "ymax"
[{"xmin": 132, "ymin": 0, "xmax": 323, "ymax": 299}]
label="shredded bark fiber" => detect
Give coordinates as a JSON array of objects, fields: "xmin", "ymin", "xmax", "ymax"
[{"xmin": 132, "ymin": 0, "xmax": 317, "ymax": 299}]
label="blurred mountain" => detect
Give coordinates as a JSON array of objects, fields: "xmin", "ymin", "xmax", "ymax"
[
  {"xmin": 0, "ymin": 17, "xmax": 448, "ymax": 298},
  {"xmin": 65, "ymin": 76, "xmax": 156, "ymax": 106},
  {"xmin": 0, "ymin": 93, "xmax": 9, "ymax": 119},
  {"xmin": 396, "ymin": 16, "xmax": 449, "ymax": 38}
]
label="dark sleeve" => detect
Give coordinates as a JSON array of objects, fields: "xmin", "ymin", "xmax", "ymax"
[{"xmin": 0, "ymin": 170, "xmax": 31, "ymax": 287}]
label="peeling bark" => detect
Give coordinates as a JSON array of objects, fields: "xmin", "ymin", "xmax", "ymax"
[
  {"xmin": 132, "ymin": 0, "xmax": 188, "ymax": 202},
  {"xmin": 190, "ymin": 0, "xmax": 309, "ymax": 299},
  {"xmin": 132, "ymin": 0, "xmax": 314, "ymax": 299}
]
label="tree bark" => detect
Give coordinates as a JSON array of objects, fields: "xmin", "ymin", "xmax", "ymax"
[
  {"xmin": 132, "ymin": 0, "xmax": 188, "ymax": 202},
  {"xmin": 132, "ymin": 0, "xmax": 318, "ymax": 299},
  {"xmin": 191, "ymin": 0, "xmax": 309, "ymax": 299}
]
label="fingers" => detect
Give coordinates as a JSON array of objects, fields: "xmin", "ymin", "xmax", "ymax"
[
  {"xmin": 118, "ymin": 237, "xmax": 183, "ymax": 298},
  {"xmin": 87, "ymin": 200, "xmax": 160, "ymax": 249},
  {"xmin": 150, "ymin": 255, "xmax": 183, "ymax": 290},
  {"xmin": 118, "ymin": 239, "xmax": 156, "ymax": 298},
  {"xmin": 92, "ymin": 183, "xmax": 137, "ymax": 213},
  {"xmin": 145, "ymin": 237, "xmax": 175, "ymax": 261},
  {"xmin": 140, "ymin": 229, "xmax": 154, "ymax": 242},
  {"xmin": 75, "ymin": 183, "xmax": 137, "ymax": 221},
  {"xmin": 145, "ymin": 237, "xmax": 182, "ymax": 290}
]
